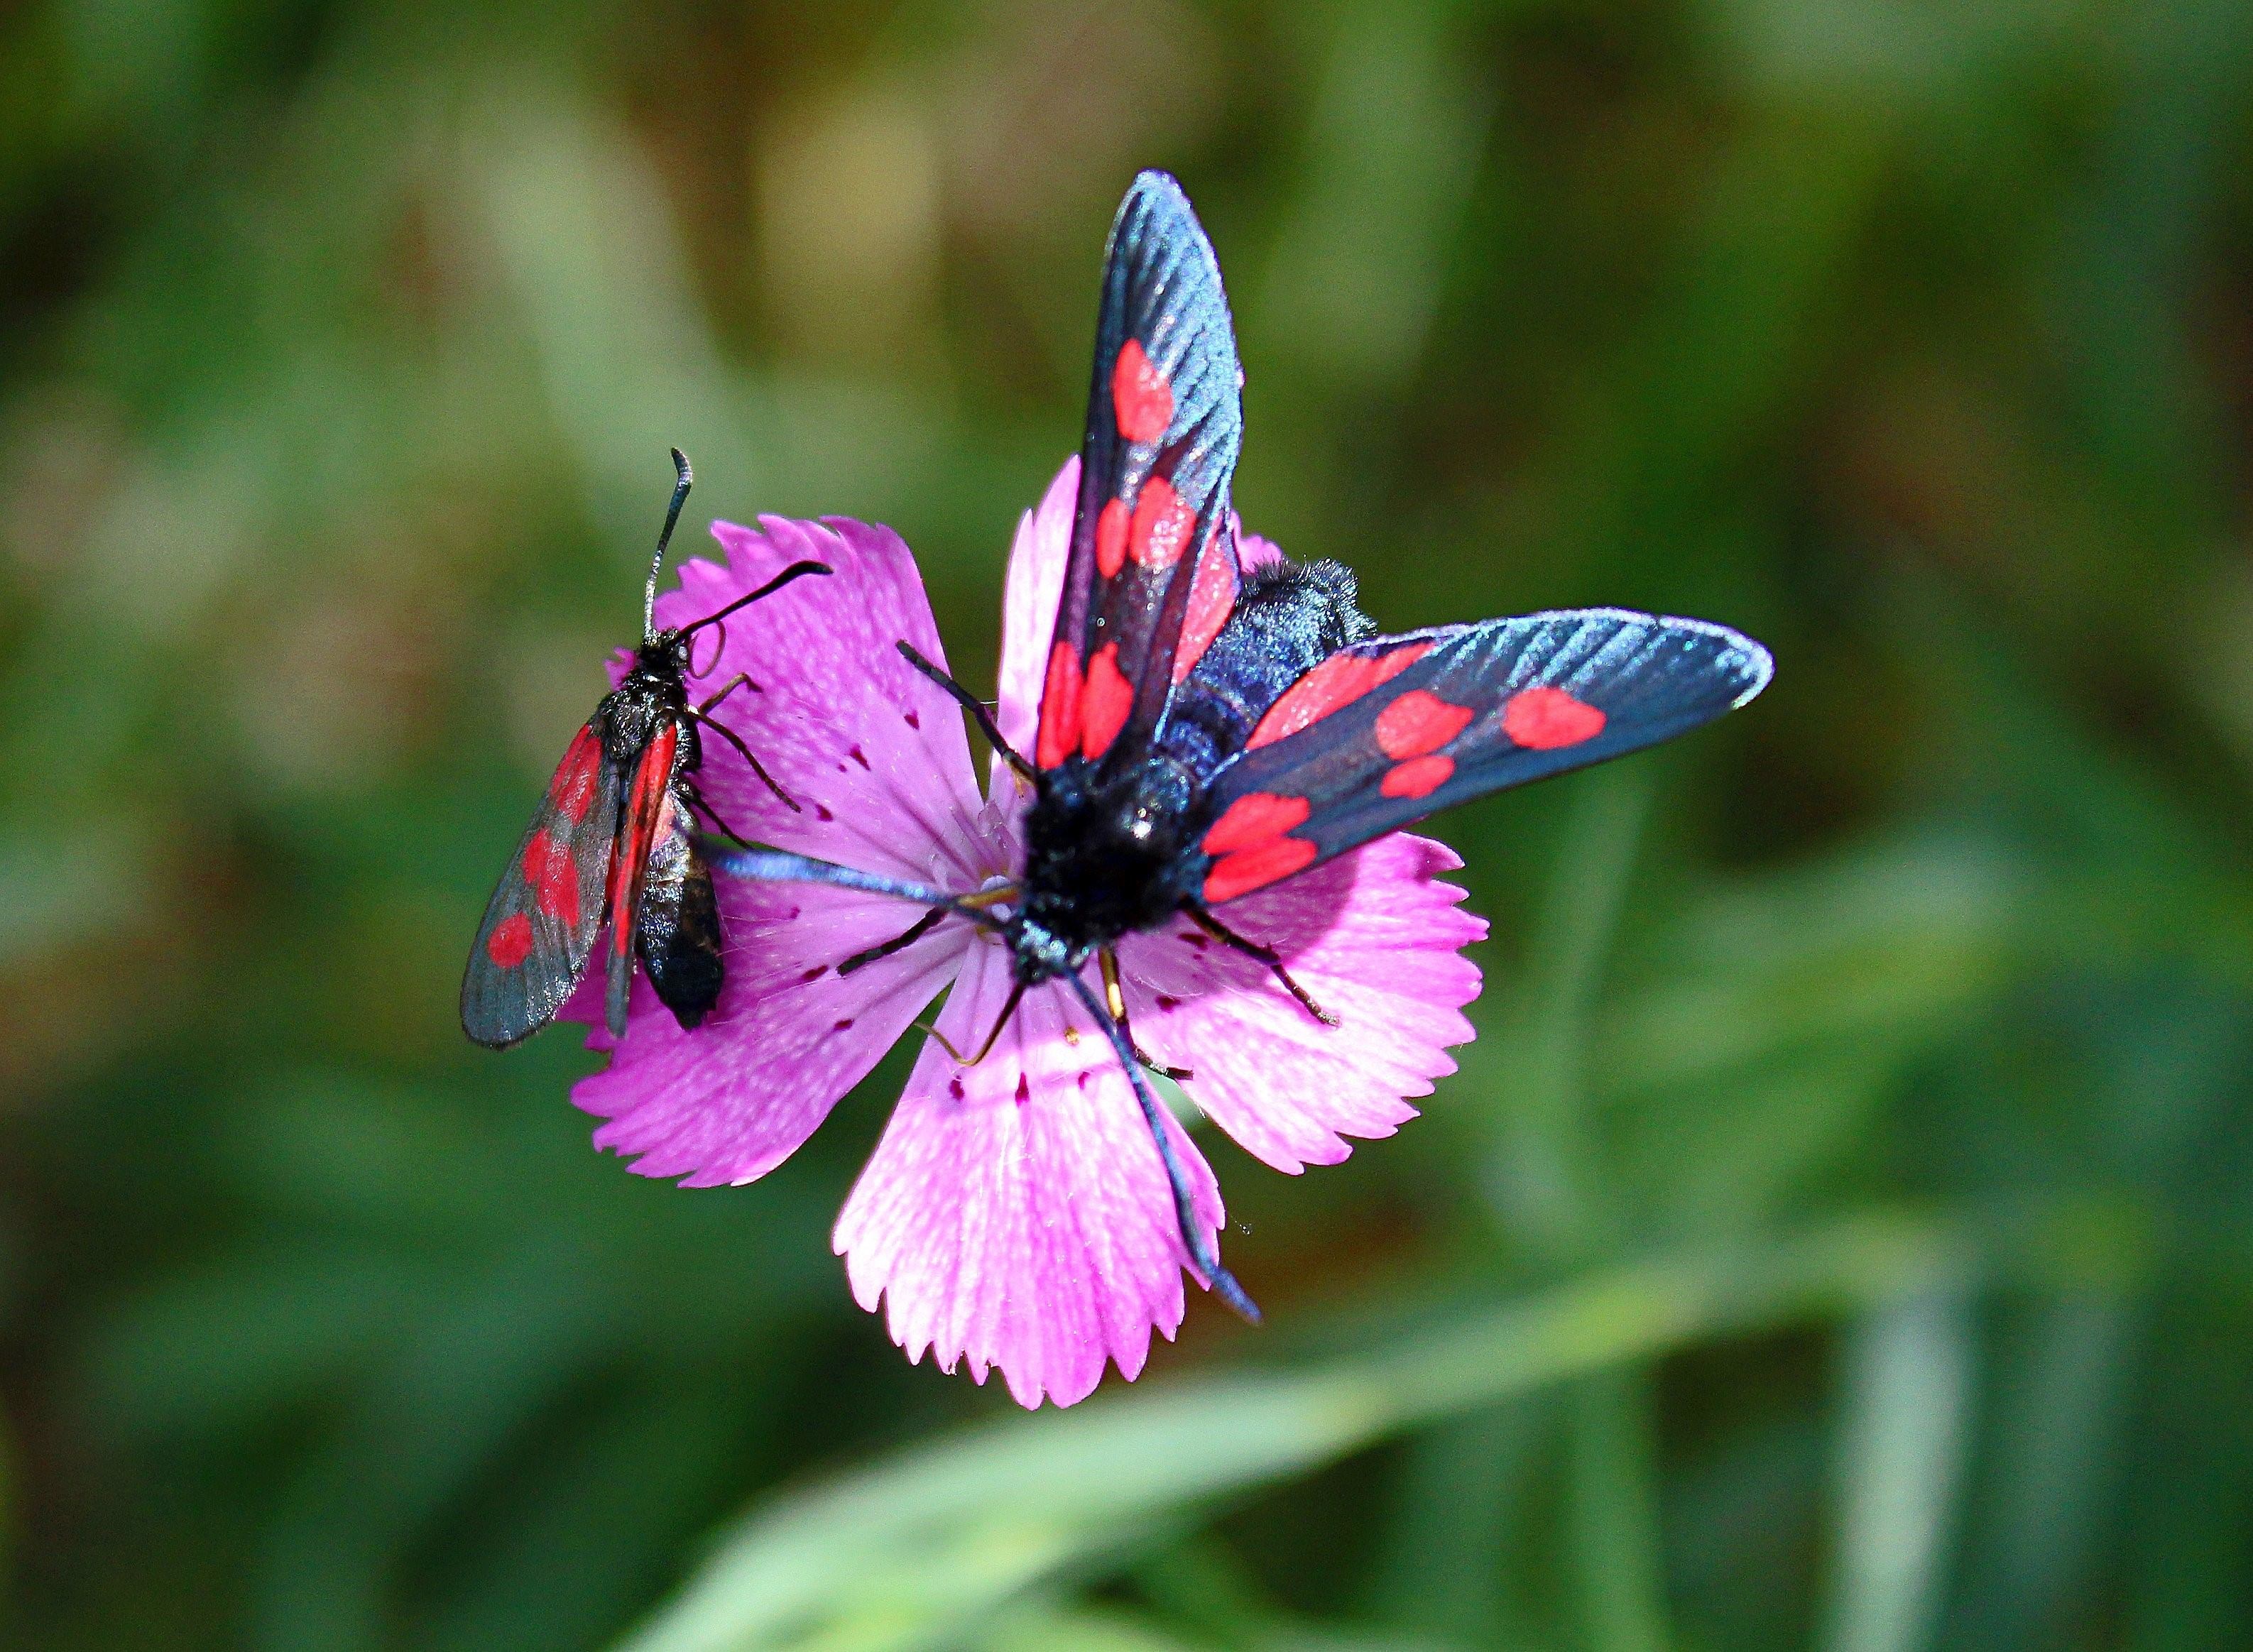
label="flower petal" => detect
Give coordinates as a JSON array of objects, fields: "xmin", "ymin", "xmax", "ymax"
[
  {"xmin": 993, "ymin": 456, "xmax": 1081, "ymax": 777},
  {"xmin": 832, "ymin": 936, "xmax": 1225, "ymax": 1409},
  {"xmin": 656, "ymin": 514, "xmax": 999, "ymax": 888},
  {"xmin": 1119, "ymin": 833, "xmax": 1485, "ymax": 1173},
  {"xmin": 569, "ymin": 879, "xmax": 966, "ymax": 1186},
  {"xmin": 1230, "ymin": 515, "xmax": 1285, "ymax": 574}
]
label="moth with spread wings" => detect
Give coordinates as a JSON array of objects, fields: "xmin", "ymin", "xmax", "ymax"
[
  {"xmin": 716, "ymin": 170, "xmax": 1772, "ymax": 1316},
  {"xmin": 462, "ymin": 452, "xmax": 829, "ymax": 1050}
]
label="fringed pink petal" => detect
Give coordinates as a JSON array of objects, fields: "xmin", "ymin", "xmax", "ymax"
[
  {"xmin": 1230, "ymin": 517, "xmax": 1285, "ymax": 574},
  {"xmin": 1118, "ymin": 833, "xmax": 1485, "ymax": 1174},
  {"xmin": 569, "ymin": 880, "xmax": 967, "ymax": 1186},
  {"xmin": 655, "ymin": 514, "xmax": 996, "ymax": 889},
  {"xmin": 832, "ymin": 937, "xmax": 1224, "ymax": 1409},
  {"xmin": 992, "ymin": 455, "xmax": 1081, "ymax": 785}
]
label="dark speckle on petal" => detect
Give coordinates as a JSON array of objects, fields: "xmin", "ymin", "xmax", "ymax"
[
  {"xmin": 949, "ymin": 1076, "xmax": 965, "ymax": 1100},
  {"xmin": 1014, "ymin": 1073, "xmax": 1030, "ymax": 1103},
  {"xmin": 904, "ymin": 709, "xmax": 920, "ymax": 729},
  {"xmin": 834, "ymin": 1017, "xmax": 855, "ymax": 1031},
  {"xmin": 814, "ymin": 804, "xmax": 834, "ymax": 821},
  {"xmin": 1180, "ymin": 931, "xmax": 1209, "ymax": 949},
  {"xmin": 1076, "ymin": 1071, "xmax": 1089, "ymax": 1090},
  {"xmin": 800, "ymin": 964, "xmax": 829, "ymax": 982},
  {"xmin": 1156, "ymin": 995, "xmax": 1182, "ymax": 1012},
  {"xmin": 849, "ymin": 744, "xmax": 871, "ymax": 770}
]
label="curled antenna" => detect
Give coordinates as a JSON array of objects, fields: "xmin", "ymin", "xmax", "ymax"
[{"xmin": 643, "ymin": 447, "xmax": 694, "ymax": 642}]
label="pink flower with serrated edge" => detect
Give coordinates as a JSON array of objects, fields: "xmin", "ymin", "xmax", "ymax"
[{"xmin": 564, "ymin": 459, "xmax": 1485, "ymax": 1408}]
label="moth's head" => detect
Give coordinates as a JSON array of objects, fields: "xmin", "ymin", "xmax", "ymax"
[
  {"xmin": 636, "ymin": 628, "xmax": 693, "ymax": 676},
  {"xmin": 1004, "ymin": 913, "xmax": 1077, "ymax": 985}
]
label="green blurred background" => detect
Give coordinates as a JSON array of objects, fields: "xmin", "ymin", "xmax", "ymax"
[{"xmin": 6, "ymin": 1, "xmax": 2253, "ymax": 1648}]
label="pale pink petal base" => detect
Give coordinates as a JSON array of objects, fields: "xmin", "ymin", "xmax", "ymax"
[
  {"xmin": 1120, "ymin": 833, "xmax": 1486, "ymax": 1174},
  {"xmin": 833, "ymin": 936, "xmax": 1226, "ymax": 1409}
]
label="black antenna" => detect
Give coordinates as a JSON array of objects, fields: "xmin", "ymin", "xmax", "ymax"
[{"xmin": 643, "ymin": 448, "xmax": 694, "ymax": 642}]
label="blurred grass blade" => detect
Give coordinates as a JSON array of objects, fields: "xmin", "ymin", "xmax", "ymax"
[
  {"xmin": 615, "ymin": 1213, "xmax": 1958, "ymax": 1652},
  {"xmin": 1821, "ymin": 1289, "xmax": 1975, "ymax": 1652},
  {"xmin": 1260, "ymin": 0, "xmax": 1490, "ymax": 391},
  {"xmin": 1361, "ymin": 1401, "xmax": 1546, "ymax": 1647},
  {"xmin": 1485, "ymin": 764, "xmax": 1653, "ymax": 1255},
  {"xmin": 474, "ymin": 95, "xmax": 765, "ymax": 553},
  {"xmin": 1566, "ymin": 1369, "xmax": 1671, "ymax": 1652}
]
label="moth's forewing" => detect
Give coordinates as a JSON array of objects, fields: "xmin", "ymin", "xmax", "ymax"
[
  {"xmin": 462, "ymin": 723, "xmax": 621, "ymax": 1048},
  {"xmin": 604, "ymin": 721, "xmax": 682, "ymax": 1036},
  {"xmin": 1037, "ymin": 170, "xmax": 1247, "ymax": 772}
]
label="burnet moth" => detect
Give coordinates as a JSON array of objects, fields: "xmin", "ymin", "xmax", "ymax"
[
  {"xmin": 716, "ymin": 173, "xmax": 1773, "ymax": 1315},
  {"xmin": 462, "ymin": 451, "xmax": 829, "ymax": 1049}
]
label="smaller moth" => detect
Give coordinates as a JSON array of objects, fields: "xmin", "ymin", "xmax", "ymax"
[{"xmin": 462, "ymin": 452, "xmax": 828, "ymax": 1049}]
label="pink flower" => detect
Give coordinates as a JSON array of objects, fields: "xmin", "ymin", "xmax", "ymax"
[{"xmin": 567, "ymin": 459, "xmax": 1485, "ymax": 1408}]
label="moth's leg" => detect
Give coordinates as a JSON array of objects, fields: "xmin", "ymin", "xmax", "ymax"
[
  {"xmin": 1100, "ymin": 947, "xmax": 1194, "ymax": 1082},
  {"xmin": 684, "ymin": 781, "xmax": 755, "ymax": 848},
  {"xmin": 1064, "ymin": 971, "xmax": 1258, "ymax": 1324},
  {"xmin": 839, "ymin": 874, "xmax": 1035, "ymax": 974},
  {"xmin": 918, "ymin": 980, "xmax": 1025, "ymax": 1066},
  {"xmin": 696, "ymin": 672, "xmax": 760, "ymax": 714},
  {"xmin": 1185, "ymin": 904, "xmax": 1340, "ymax": 1027},
  {"xmin": 895, "ymin": 641, "xmax": 1036, "ymax": 784},
  {"xmin": 684, "ymin": 706, "xmax": 798, "ymax": 812},
  {"xmin": 838, "ymin": 907, "xmax": 948, "ymax": 974}
]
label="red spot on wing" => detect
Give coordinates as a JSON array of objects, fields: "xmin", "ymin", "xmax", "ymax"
[
  {"xmin": 525, "ymin": 828, "xmax": 580, "ymax": 926},
  {"xmin": 1128, "ymin": 475, "xmax": 1194, "ymax": 569},
  {"xmin": 547, "ymin": 728, "xmax": 603, "ymax": 823},
  {"xmin": 1036, "ymin": 641, "xmax": 1082, "ymax": 770},
  {"xmin": 1502, "ymin": 686, "xmax": 1607, "ymax": 749},
  {"xmin": 1201, "ymin": 791, "xmax": 1310, "ymax": 856},
  {"xmin": 1111, "ymin": 339, "xmax": 1174, "ymax": 444},
  {"xmin": 1172, "ymin": 537, "xmax": 1240, "ymax": 684},
  {"xmin": 1375, "ymin": 689, "xmax": 1475, "ymax": 759},
  {"xmin": 1248, "ymin": 642, "xmax": 1434, "ymax": 750},
  {"xmin": 1095, "ymin": 498, "xmax": 1130, "ymax": 579},
  {"xmin": 487, "ymin": 912, "xmax": 535, "ymax": 968},
  {"xmin": 1203, "ymin": 835, "xmax": 1318, "ymax": 904},
  {"xmin": 1380, "ymin": 754, "xmax": 1455, "ymax": 799},
  {"xmin": 1079, "ymin": 642, "xmax": 1134, "ymax": 760}
]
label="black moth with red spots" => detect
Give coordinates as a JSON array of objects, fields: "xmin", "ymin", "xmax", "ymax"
[
  {"xmin": 461, "ymin": 452, "xmax": 828, "ymax": 1049},
  {"xmin": 956, "ymin": 172, "xmax": 1774, "ymax": 995}
]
